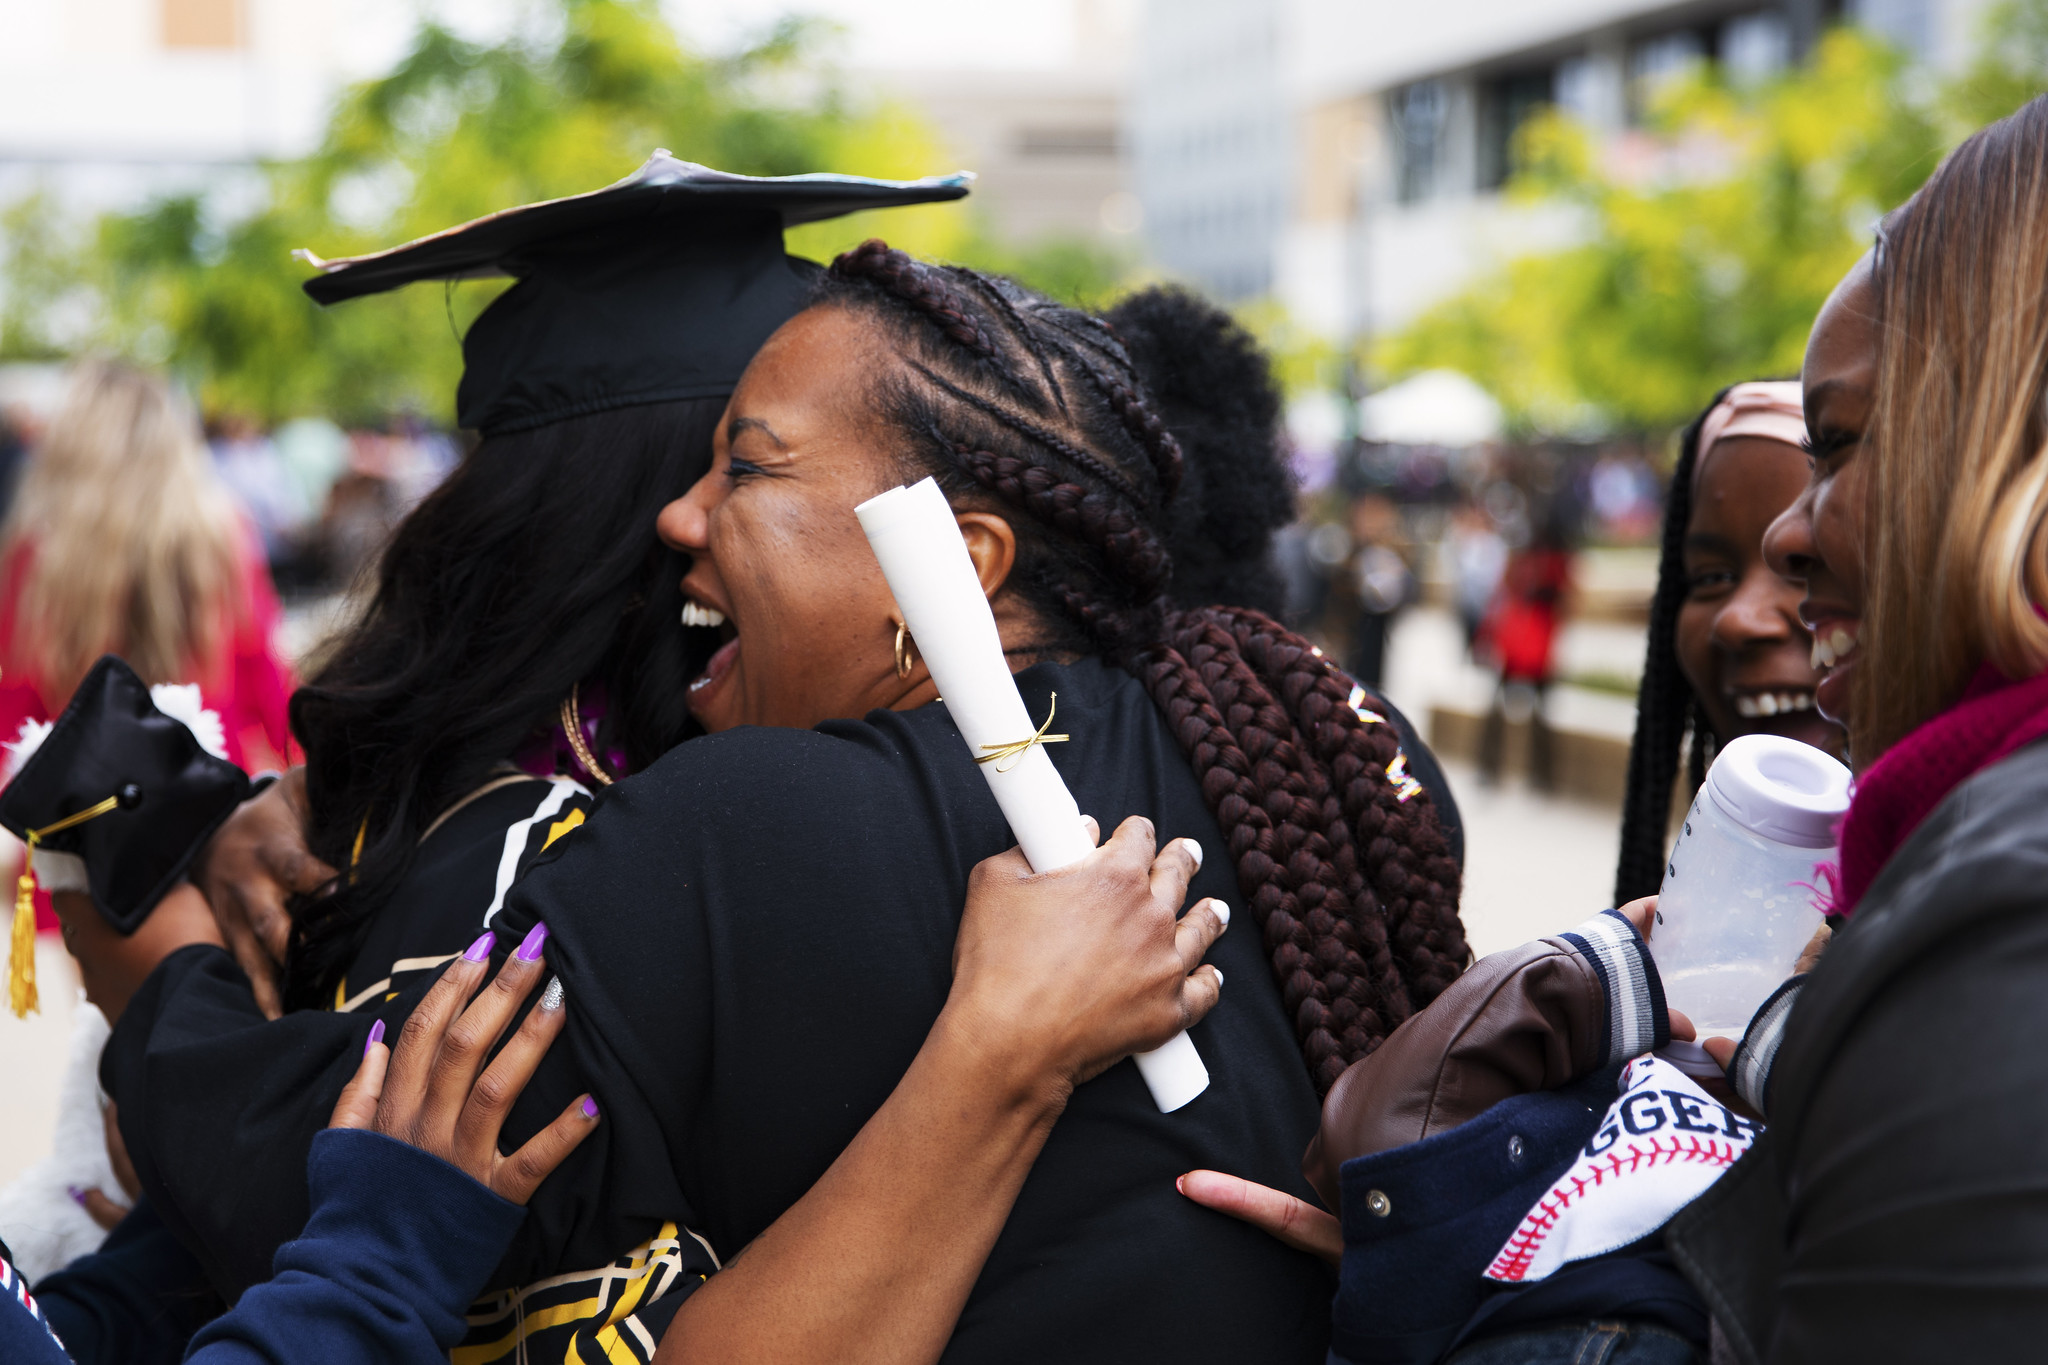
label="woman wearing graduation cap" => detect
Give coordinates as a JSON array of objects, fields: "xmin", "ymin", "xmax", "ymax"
[{"xmin": 197, "ymin": 155, "xmax": 973, "ymax": 1021}]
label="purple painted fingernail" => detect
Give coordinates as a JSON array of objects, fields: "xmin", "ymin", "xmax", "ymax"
[
  {"xmin": 514, "ymin": 922, "xmax": 549, "ymax": 963},
  {"xmin": 67, "ymin": 1185, "xmax": 87, "ymax": 1208},
  {"xmin": 581, "ymin": 1095, "xmax": 600, "ymax": 1119},
  {"xmin": 365, "ymin": 1019, "xmax": 385, "ymax": 1054},
  {"xmin": 463, "ymin": 931, "xmax": 495, "ymax": 963}
]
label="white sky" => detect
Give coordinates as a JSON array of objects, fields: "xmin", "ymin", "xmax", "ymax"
[{"xmin": 345, "ymin": 0, "xmax": 1083, "ymax": 76}]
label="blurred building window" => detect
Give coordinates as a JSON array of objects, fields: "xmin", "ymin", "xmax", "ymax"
[
  {"xmin": 1392, "ymin": 79, "xmax": 1448, "ymax": 204},
  {"xmin": 1479, "ymin": 66, "xmax": 1554, "ymax": 191},
  {"xmin": 1016, "ymin": 127, "xmax": 1121, "ymax": 158},
  {"xmin": 1847, "ymin": 0, "xmax": 1932, "ymax": 52},
  {"xmin": 161, "ymin": 0, "xmax": 242, "ymax": 48},
  {"xmin": 1628, "ymin": 29, "xmax": 1707, "ymax": 118},
  {"xmin": 1721, "ymin": 10, "xmax": 1794, "ymax": 82},
  {"xmin": 1555, "ymin": 53, "xmax": 1601, "ymax": 127}
]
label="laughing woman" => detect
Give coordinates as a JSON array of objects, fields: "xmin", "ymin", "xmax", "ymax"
[
  {"xmin": 477, "ymin": 243, "xmax": 1466, "ymax": 1361},
  {"xmin": 1662, "ymin": 96, "xmax": 2048, "ymax": 1362}
]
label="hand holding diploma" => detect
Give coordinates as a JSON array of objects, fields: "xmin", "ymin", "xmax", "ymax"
[{"xmin": 857, "ymin": 477, "xmax": 1212, "ymax": 1112}]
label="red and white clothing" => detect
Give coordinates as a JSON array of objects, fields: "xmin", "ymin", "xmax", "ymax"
[{"xmin": 0, "ymin": 525, "xmax": 295, "ymax": 932}]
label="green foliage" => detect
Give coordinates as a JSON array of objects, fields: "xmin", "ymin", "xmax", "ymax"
[
  {"xmin": 1234, "ymin": 298, "xmax": 1344, "ymax": 401},
  {"xmin": 6, "ymin": 0, "xmax": 986, "ymax": 423},
  {"xmin": 1943, "ymin": 0, "xmax": 2048, "ymax": 130},
  {"xmin": 1379, "ymin": 30, "xmax": 1944, "ymax": 436},
  {"xmin": 0, "ymin": 189, "xmax": 95, "ymax": 361},
  {"xmin": 950, "ymin": 230, "xmax": 1136, "ymax": 310}
]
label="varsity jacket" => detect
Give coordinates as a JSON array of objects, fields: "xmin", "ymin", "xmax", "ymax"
[
  {"xmin": 1307, "ymin": 909, "xmax": 1669, "ymax": 1203},
  {"xmin": 1314, "ymin": 910, "xmax": 1740, "ymax": 1365},
  {"xmin": 1668, "ymin": 738, "xmax": 2048, "ymax": 1364}
]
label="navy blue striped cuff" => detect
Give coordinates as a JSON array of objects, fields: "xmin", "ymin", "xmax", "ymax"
[
  {"xmin": 1560, "ymin": 908, "xmax": 1670, "ymax": 1067},
  {"xmin": 1730, "ymin": 977, "xmax": 1802, "ymax": 1117}
]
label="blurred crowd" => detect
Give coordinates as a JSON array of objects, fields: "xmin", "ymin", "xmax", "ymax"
[
  {"xmin": 1274, "ymin": 438, "xmax": 1662, "ymax": 787},
  {"xmin": 0, "ymin": 386, "xmax": 457, "ymax": 613}
]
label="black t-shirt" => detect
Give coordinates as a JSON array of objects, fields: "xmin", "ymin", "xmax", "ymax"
[{"xmin": 484, "ymin": 657, "xmax": 1335, "ymax": 1362}]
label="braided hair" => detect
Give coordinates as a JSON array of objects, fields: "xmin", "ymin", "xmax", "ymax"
[
  {"xmin": 822, "ymin": 241, "xmax": 1467, "ymax": 1092},
  {"xmin": 1612, "ymin": 388, "xmax": 1730, "ymax": 905}
]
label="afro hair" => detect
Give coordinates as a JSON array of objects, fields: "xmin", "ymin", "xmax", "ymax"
[{"xmin": 1106, "ymin": 285, "xmax": 1294, "ymax": 616}]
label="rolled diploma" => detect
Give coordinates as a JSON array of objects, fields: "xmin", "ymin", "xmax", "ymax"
[{"xmin": 856, "ymin": 477, "xmax": 1210, "ymax": 1113}]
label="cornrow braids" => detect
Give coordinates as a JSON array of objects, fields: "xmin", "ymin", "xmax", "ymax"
[
  {"xmin": 1614, "ymin": 388, "xmax": 1731, "ymax": 905},
  {"xmin": 832, "ymin": 239, "xmax": 998, "ymax": 362},
  {"xmin": 823, "ymin": 241, "xmax": 1468, "ymax": 1091}
]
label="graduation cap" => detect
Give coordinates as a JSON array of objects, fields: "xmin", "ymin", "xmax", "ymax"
[
  {"xmin": 1, "ymin": 656, "xmax": 251, "ymax": 1016},
  {"xmin": 296, "ymin": 150, "xmax": 973, "ymax": 435}
]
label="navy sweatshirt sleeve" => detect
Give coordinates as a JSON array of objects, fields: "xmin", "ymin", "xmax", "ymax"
[
  {"xmin": 34, "ymin": 1199, "xmax": 217, "ymax": 1365},
  {"xmin": 182, "ymin": 1128, "xmax": 526, "ymax": 1365},
  {"xmin": 1, "ymin": 1241, "xmax": 74, "ymax": 1365}
]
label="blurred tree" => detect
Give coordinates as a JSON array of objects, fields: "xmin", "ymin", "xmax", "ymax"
[
  {"xmin": 1235, "ymin": 298, "xmax": 1342, "ymax": 401},
  {"xmin": 5, "ymin": 0, "xmax": 1106, "ymax": 424},
  {"xmin": 0, "ymin": 190, "xmax": 96, "ymax": 361},
  {"xmin": 1377, "ymin": 30, "xmax": 1944, "ymax": 436},
  {"xmin": 1943, "ymin": 0, "xmax": 2048, "ymax": 130},
  {"xmin": 952, "ymin": 232, "xmax": 1137, "ymax": 310}
]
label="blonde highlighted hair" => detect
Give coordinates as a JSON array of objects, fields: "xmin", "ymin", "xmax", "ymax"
[
  {"xmin": 1856, "ymin": 96, "xmax": 2048, "ymax": 761},
  {"xmin": 3, "ymin": 361, "xmax": 244, "ymax": 700}
]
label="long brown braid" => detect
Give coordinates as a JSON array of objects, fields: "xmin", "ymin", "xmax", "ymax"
[{"xmin": 824, "ymin": 241, "xmax": 1467, "ymax": 1091}]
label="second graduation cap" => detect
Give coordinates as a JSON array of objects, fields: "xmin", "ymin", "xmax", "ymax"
[
  {"xmin": 297, "ymin": 151, "xmax": 972, "ymax": 435},
  {"xmin": 0, "ymin": 657, "xmax": 251, "ymax": 1014}
]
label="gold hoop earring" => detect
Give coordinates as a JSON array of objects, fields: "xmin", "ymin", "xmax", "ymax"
[
  {"xmin": 894, "ymin": 618, "xmax": 917, "ymax": 680},
  {"xmin": 560, "ymin": 683, "xmax": 615, "ymax": 786}
]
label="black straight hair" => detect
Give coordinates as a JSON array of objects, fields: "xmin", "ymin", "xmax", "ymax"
[
  {"xmin": 1613, "ymin": 386, "xmax": 1733, "ymax": 904},
  {"xmin": 283, "ymin": 397, "xmax": 723, "ymax": 1007}
]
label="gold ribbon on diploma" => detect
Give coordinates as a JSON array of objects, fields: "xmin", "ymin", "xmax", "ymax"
[{"xmin": 975, "ymin": 693, "xmax": 1070, "ymax": 774}]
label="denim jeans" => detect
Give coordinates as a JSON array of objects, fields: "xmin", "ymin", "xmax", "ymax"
[{"xmin": 1445, "ymin": 1319, "xmax": 1700, "ymax": 1365}]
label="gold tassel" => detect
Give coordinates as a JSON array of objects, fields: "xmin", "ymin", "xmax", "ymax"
[
  {"xmin": 8, "ymin": 795, "xmax": 123, "ymax": 1019},
  {"xmin": 9, "ymin": 833, "xmax": 39, "ymax": 1018}
]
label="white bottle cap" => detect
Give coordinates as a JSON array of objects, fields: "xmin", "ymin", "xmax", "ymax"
[{"xmin": 1702, "ymin": 733, "xmax": 1852, "ymax": 850}]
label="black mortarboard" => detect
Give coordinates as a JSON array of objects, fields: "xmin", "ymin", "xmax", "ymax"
[
  {"xmin": 297, "ymin": 151, "xmax": 972, "ymax": 435},
  {"xmin": 0, "ymin": 656, "xmax": 250, "ymax": 941}
]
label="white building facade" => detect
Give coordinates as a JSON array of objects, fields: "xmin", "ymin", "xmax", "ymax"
[
  {"xmin": 1130, "ymin": 0, "xmax": 1990, "ymax": 323},
  {"xmin": 1126, "ymin": 0, "xmax": 1294, "ymax": 300},
  {"xmin": 0, "ymin": 0, "xmax": 361, "ymax": 210}
]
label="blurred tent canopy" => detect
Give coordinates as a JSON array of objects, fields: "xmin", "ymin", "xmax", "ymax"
[
  {"xmin": 1358, "ymin": 370, "xmax": 1503, "ymax": 446},
  {"xmin": 1376, "ymin": 5, "xmax": 2048, "ymax": 440},
  {"xmin": 0, "ymin": 0, "xmax": 1132, "ymax": 425}
]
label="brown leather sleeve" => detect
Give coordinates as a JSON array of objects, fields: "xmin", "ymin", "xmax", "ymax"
[{"xmin": 1302, "ymin": 936, "xmax": 1606, "ymax": 1208}]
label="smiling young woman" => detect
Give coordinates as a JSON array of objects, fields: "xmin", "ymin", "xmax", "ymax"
[{"xmin": 1613, "ymin": 381, "xmax": 1843, "ymax": 903}]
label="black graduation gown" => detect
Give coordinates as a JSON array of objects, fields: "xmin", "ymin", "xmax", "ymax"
[{"xmin": 112, "ymin": 659, "xmax": 1457, "ymax": 1362}]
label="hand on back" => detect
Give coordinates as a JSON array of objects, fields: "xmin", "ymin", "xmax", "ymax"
[
  {"xmin": 329, "ymin": 925, "xmax": 598, "ymax": 1204},
  {"xmin": 192, "ymin": 767, "xmax": 335, "ymax": 1018}
]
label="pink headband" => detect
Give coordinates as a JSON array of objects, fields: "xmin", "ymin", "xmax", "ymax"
[{"xmin": 1696, "ymin": 380, "xmax": 1807, "ymax": 459}]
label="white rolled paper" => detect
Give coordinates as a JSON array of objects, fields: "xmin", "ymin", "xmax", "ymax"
[{"xmin": 856, "ymin": 477, "xmax": 1211, "ymax": 1113}]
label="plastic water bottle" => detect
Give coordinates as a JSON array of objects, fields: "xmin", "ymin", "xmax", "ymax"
[{"xmin": 1650, "ymin": 734, "xmax": 1850, "ymax": 1054}]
